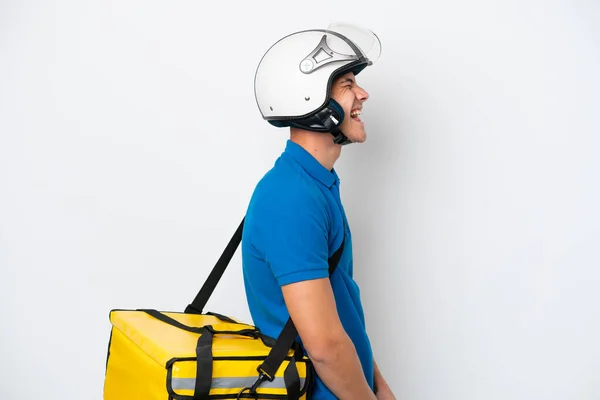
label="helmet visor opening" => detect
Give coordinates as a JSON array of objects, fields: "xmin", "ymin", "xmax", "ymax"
[{"xmin": 325, "ymin": 22, "xmax": 381, "ymax": 65}]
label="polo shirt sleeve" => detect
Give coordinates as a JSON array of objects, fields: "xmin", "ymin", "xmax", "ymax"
[{"xmin": 255, "ymin": 188, "xmax": 330, "ymax": 287}]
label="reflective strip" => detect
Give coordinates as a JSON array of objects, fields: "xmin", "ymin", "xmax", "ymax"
[{"xmin": 171, "ymin": 376, "xmax": 305, "ymax": 391}]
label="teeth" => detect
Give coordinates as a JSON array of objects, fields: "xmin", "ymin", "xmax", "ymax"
[{"xmin": 351, "ymin": 110, "xmax": 362, "ymax": 118}]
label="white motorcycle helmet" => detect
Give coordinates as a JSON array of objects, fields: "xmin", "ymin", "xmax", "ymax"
[{"xmin": 254, "ymin": 22, "xmax": 381, "ymax": 145}]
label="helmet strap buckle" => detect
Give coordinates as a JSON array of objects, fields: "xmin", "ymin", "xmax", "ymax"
[
  {"xmin": 318, "ymin": 104, "xmax": 352, "ymax": 146},
  {"xmin": 323, "ymin": 115, "xmax": 351, "ymax": 145}
]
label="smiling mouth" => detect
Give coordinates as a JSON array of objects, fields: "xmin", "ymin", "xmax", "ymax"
[{"xmin": 350, "ymin": 109, "xmax": 362, "ymax": 122}]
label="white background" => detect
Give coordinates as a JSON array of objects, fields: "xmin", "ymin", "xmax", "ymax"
[{"xmin": 1, "ymin": 0, "xmax": 599, "ymax": 399}]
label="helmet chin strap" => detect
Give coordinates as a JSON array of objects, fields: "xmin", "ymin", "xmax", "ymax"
[
  {"xmin": 285, "ymin": 99, "xmax": 352, "ymax": 145},
  {"xmin": 313, "ymin": 100, "xmax": 352, "ymax": 146},
  {"xmin": 321, "ymin": 112, "xmax": 352, "ymax": 146}
]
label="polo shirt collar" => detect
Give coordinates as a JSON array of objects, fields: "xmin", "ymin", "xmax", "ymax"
[{"xmin": 284, "ymin": 140, "xmax": 339, "ymax": 188}]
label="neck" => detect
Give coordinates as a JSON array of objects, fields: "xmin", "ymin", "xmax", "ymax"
[{"xmin": 290, "ymin": 127, "xmax": 342, "ymax": 171}]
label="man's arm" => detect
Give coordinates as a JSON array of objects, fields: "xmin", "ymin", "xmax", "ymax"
[{"xmin": 282, "ymin": 277, "xmax": 377, "ymax": 400}]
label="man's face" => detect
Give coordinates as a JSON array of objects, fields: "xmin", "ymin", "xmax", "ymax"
[{"xmin": 330, "ymin": 72, "xmax": 370, "ymax": 144}]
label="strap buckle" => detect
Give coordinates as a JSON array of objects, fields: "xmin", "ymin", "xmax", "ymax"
[
  {"xmin": 237, "ymin": 369, "xmax": 271, "ymax": 398},
  {"xmin": 250, "ymin": 367, "xmax": 274, "ymax": 393},
  {"xmin": 255, "ymin": 366, "xmax": 274, "ymax": 382}
]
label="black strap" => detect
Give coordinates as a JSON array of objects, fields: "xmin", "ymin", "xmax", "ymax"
[
  {"xmin": 141, "ymin": 309, "xmax": 204, "ymax": 334},
  {"xmin": 194, "ymin": 326, "xmax": 214, "ymax": 399},
  {"xmin": 185, "ymin": 218, "xmax": 245, "ymax": 314},
  {"xmin": 205, "ymin": 311, "xmax": 239, "ymax": 324},
  {"xmin": 256, "ymin": 318, "xmax": 298, "ymax": 381},
  {"xmin": 255, "ymin": 233, "xmax": 346, "ymax": 397},
  {"xmin": 141, "ymin": 309, "xmax": 259, "ymax": 338},
  {"xmin": 284, "ymin": 356, "xmax": 301, "ymax": 400},
  {"xmin": 284, "ymin": 344, "xmax": 306, "ymax": 400}
]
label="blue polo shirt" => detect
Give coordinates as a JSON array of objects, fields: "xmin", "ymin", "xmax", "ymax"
[{"xmin": 241, "ymin": 139, "xmax": 374, "ymax": 398}]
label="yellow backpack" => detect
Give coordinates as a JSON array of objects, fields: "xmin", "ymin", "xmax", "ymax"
[{"xmin": 103, "ymin": 217, "xmax": 345, "ymax": 399}]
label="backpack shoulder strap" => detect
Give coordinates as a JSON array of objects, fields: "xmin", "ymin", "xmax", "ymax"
[{"xmin": 184, "ymin": 217, "xmax": 245, "ymax": 314}]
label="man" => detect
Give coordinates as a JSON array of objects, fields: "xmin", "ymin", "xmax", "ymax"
[{"xmin": 242, "ymin": 23, "xmax": 394, "ymax": 399}]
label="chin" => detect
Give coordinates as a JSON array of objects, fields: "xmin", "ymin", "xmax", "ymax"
[
  {"xmin": 341, "ymin": 120, "xmax": 367, "ymax": 144},
  {"xmin": 347, "ymin": 130, "xmax": 367, "ymax": 144}
]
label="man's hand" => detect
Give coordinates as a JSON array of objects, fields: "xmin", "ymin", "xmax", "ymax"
[
  {"xmin": 282, "ymin": 277, "xmax": 377, "ymax": 400},
  {"xmin": 376, "ymin": 385, "xmax": 396, "ymax": 400},
  {"xmin": 374, "ymin": 359, "xmax": 395, "ymax": 399}
]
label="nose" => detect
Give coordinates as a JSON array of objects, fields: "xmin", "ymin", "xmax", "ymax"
[{"xmin": 354, "ymin": 85, "xmax": 369, "ymax": 102}]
